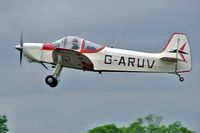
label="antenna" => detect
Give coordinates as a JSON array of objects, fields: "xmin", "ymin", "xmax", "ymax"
[{"xmin": 111, "ymin": 36, "xmax": 121, "ymax": 48}]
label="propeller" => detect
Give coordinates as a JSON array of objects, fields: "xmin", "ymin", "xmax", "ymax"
[{"xmin": 15, "ymin": 32, "xmax": 23, "ymax": 66}]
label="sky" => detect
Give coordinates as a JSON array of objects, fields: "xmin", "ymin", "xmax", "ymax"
[{"xmin": 0, "ymin": 0, "xmax": 200, "ymax": 133}]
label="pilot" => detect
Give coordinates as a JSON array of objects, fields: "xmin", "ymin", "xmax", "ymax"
[{"xmin": 71, "ymin": 38, "xmax": 79, "ymax": 50}]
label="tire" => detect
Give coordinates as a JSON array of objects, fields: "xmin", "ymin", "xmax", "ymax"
[
  {"xmin": 45, "ymin": 75, "xmax": 58, "ymax": 87},
  {"xmin": 179, "ymin": 77, "xmax": 184, "ymax": 82}
]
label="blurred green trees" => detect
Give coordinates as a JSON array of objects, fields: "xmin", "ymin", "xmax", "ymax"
[
  {"xmin": 88, "ymin": 114, "xmax": 193, "ymax": 133},
  {"xmin": 0, "ymin": 115, "xmax": 9, "ymax": 133}
]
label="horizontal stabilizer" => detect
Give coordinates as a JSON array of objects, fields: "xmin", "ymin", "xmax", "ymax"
[{"xmin": 160, "ymin": 53, "xmax": 184, "ymax": 62}]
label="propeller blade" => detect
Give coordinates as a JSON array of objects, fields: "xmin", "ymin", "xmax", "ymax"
[
  {"xmin": 19, "ymin": 31, "xmax": 23, "ymax": 66},
  {"xmin": 20, "ymin": 50, "xmax": 22, "ymax": 66},
  {"xmin": 15, "ymin": 31, "xmax": 24, "ymax": 67},
  {"xmin": 20, "ymin": 31, "xmax": 23, "ymax": 47}
]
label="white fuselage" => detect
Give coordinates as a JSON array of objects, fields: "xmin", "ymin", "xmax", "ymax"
[
  {"xmin": 84, "ymin": 47, "xmax": 175, "ymax": 73},
  {"xmin": 22, "ymin": 42, "xmax": 175, "ymax": 73}
]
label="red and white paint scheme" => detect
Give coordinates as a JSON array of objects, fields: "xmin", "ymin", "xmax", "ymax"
[{"xmin": 15, "ymin": 33, "xmax": 192, "ymax": 87}]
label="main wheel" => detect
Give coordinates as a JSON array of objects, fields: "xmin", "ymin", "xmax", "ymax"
[
  {"xmin": 179, "ymin": 77, "xmax": 184, "ymax": 82},
  {"xmin": 45, "ymin": 75, "xmax": 58, "ymax": 87}
]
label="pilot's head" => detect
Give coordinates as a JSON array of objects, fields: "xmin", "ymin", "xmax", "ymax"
[{"xmin": 72, "ymin": 38, "xmax": 78, "ymax": 46}]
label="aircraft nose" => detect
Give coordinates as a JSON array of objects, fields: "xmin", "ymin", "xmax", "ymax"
[{"xmin": 15, "ymin": 45, "xmax": 22, "ymax": 51}]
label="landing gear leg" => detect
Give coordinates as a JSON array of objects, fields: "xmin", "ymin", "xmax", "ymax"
[
  {"xmin": 175, "ymin": 72, "xmax": 184, "ymax": 82},
  {"xmin": 45, "ymin": 56, "xmax": 63, "ymax": 87}
]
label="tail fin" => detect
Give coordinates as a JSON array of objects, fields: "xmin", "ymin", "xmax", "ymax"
[{"xmin": 161, "ymin": 33, "xmax": 192, "ymax": 73}]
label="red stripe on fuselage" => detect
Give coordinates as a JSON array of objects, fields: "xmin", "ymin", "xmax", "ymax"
[{"xmin": 43, "ymin": 43, "xmax": 56, "ymax": 50}]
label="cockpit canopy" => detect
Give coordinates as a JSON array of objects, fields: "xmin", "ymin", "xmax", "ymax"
[{"xmin": 53, "ymin": 36, "xmax": 104, "ymax": 53}]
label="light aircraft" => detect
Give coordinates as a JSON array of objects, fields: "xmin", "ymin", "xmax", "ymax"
[{"xmin": 15, "ymin": 33, "xmax": 192, "ymax": 87}]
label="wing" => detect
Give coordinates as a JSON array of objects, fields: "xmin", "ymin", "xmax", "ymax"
[{"xmin": 52, "ymin": 48, "xmax": 94, "ymax": 71}]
